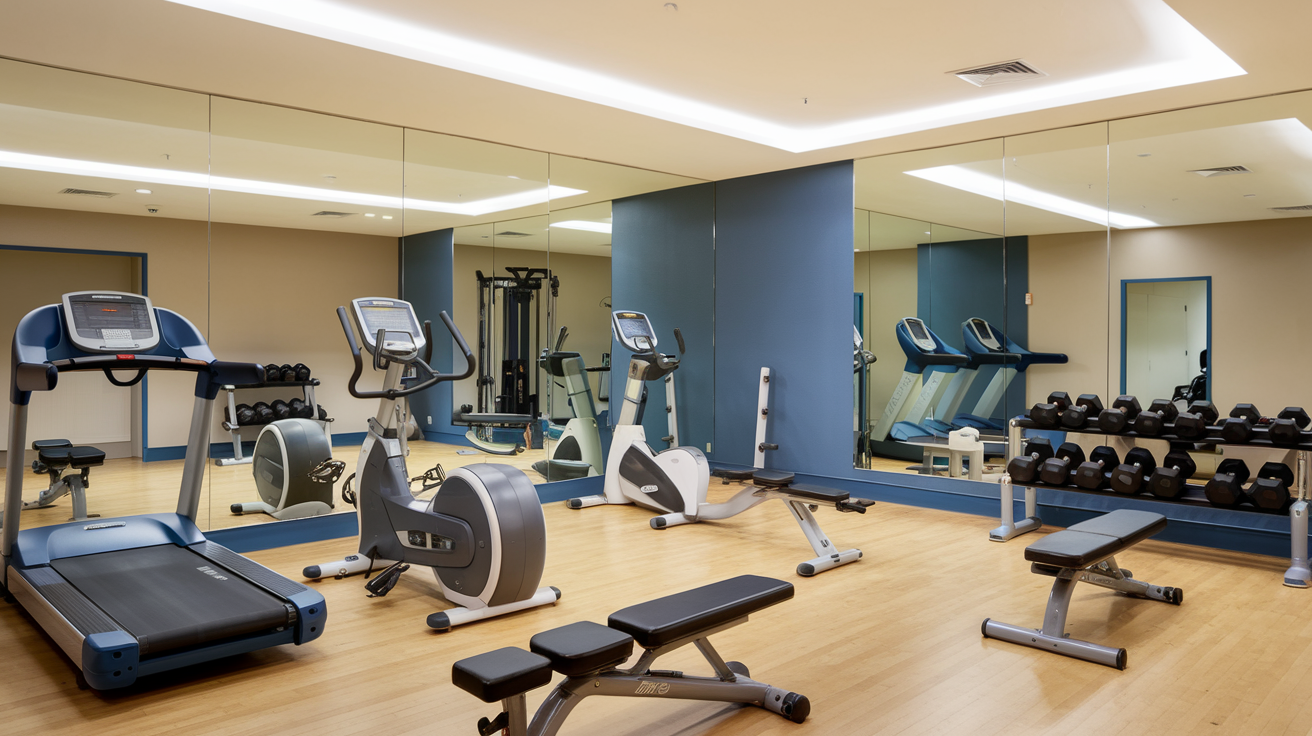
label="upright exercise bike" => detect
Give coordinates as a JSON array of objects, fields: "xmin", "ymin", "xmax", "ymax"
[{"xmin": 303, "ymin": 297, "xmax": 560, "ymax": 630}]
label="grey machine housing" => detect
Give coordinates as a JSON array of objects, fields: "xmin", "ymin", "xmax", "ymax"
[{"xmin": 233, "ymin": 418, "xmax": 336, "ymax": 520}]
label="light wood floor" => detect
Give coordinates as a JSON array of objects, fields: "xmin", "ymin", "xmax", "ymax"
[
  {"xmin": 1, "ymin": 440, "xmax": 552, "ymax": 531},
  {"xmin": 3, "ymin": 473, "xmax": 1311, "ymax": 735}
]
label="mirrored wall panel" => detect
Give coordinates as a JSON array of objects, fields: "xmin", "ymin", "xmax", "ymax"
[{"xmin": 0, "ymin": 59, "xmax": 212, "ymax": 530}]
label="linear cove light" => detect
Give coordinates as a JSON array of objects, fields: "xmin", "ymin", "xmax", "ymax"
[
  {"xmin": 549, "ymin": 220, "xmax": 612, "ymax": 234},
  {"xmin": 905, "ymin": 165, "xmax": 1157, "ymax": 229},
  {"xmin": 0, "ymin": 150, "xmax": 584, "ymax": 216},
  {"xmin": 162, "ymin": 0, "xmax": 1244, "ymax": 153}
]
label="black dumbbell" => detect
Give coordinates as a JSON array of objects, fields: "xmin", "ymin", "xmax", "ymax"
[
  {"xmin": 288, "ymin": 398, "xmax": 310, "ymax": 418},
  {"xmin": 226, "ymin": 403, "xmax": 256, "ymax": 426},
  {"xmin": 1250, "ymin": 462, "xmax": 1296, "ymax": 512},
  {"xmin": 1204, "ymin": 458, "xmax": 1251, "ymax": 508},
  {"xmin": 1097, "ymin": 395, "xmax": 1142, "ymax": 434},
  {"xmin": 1219, "ymin": 404, "xmax": 1263, "ymax": 444},
  {"xmin": 1110, "ymin": 447, "xmax": 1158, "ymax": 495},
  {"xmin": 1029, "ymin": 392, "xmax": 1072, "ymax": 428},
  {"xmin": 1061, "ymin": 394, "xmax": 1105, "ymax": 430},
  {"xmin": 293, "ymin": 363, "xmax": 312, "ymax": 382},
  {"xmin": 280, "ymin": 363, "xmax": 297, "ymax": 382},
  {"xmin": 1073, "ymin": 446, "xmax": 1121, "ymax": 490},
  {"xmin": 252, "ymin": 402, "xmax": 275, "ymax": 424},
  {"xmin": 317, "ymin": 405, "xmax": 329, "ymax": 421},
  {"xmin": 1006, "ymin": 438, "xmax": 1055, "ymax": 483},
  {"xmin": 1039, "ymin": 442, "xmax": 1086, "ymax": 486},
  {"xmin": 1267, "ymin": 407, "xmax": 1311, "ymax": 446},
  {"xmin": 1133, "ymin": 399, "xmax": 1179, "ymax": 437},
  {"xmin": 265, "ymin": 363, "xmax": 282, "ymax": 382},
  {"xmin": 272, "ymin": 399, "xmax": 292, "ymax": 421},
  {"xmin": 1146, "ymin": 450, "xmax": 1199, "ymax": 499},
  {"xmin": 1172, "ymin": 401, "xmax": 1219, "ymax": 440}
]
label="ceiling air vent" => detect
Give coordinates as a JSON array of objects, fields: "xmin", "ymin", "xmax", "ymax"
[
  {"xmin": 1189, "ymin": 165, "xmax": 1252, "ymax": 177},
  {"xmin": 311, "ymin": 210, "xmax": 356, "ymax": 218},
  {"xmin": 494, "ymin": 231, "xmax": 532, "ymax": 238},
  {"xmin": 951, "ymin": 60, "xmax": 1046, "ymax": 87},
  {"xmin": 59, "ymin": 187, "xmax": 118, "ymax": 198},
  {"xmin": 1270, "ymin": 204, "xmax": 1312, "ymax": 211}
]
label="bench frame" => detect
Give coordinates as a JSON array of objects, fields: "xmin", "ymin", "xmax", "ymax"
[
  {"xmin": 26, "ymin": 442, "xmax": 101, "ymax": 522},
  {"xmin": 983, "ymin": 552, "xmax": 1181, "ymax": 669}
]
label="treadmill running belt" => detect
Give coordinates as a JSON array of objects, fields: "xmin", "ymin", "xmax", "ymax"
[{"xmin": 50, "ymin": 544, "xmax": 292, "ymax": 657}]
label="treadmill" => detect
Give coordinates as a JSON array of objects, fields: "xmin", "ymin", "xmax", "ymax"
[{"xmin": 3, "ymin": 291, "xmax": 326, "ymax": 690}]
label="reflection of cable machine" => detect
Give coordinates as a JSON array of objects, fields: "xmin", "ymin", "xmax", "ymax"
[
  {"xmin": 853, "ymin": 325, "xmax": 877, "ymax": 469},
  {"xmin": 475, "ymin": 267, "xmax": 558, "ymax": 420}
]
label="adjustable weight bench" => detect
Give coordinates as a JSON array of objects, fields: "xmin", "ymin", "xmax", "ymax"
[
  {"xmin": 453, "ymin": 575, "xmax": 810, "ymax": 736},
  {"xmin": 654, "ymin": 469, "xmax": 876, "ymax": 577},
  {"xmin": 982, "ymin": 509, "xmax": 1182, "ymax": 669},
  {"xmin": 452, "ymin": 405, "xmax": 532, "ymax": 456},
  {"xmin": 24, "ymin": 439, "xmax": 104, "ymax": 521}
]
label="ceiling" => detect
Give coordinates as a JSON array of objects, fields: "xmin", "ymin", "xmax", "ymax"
[{"xmin": 2, "ymin": 0, "xmax": 1310, "ymax": 181}]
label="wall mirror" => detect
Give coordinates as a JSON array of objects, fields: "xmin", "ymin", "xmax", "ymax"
[{"xmin": 0, "ymin": 59, "xmax": 212, "ymax": 530}]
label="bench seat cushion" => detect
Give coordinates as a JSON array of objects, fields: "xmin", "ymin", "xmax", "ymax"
[
  {"xmin": 530, "ymin": 621, "xmax": 634, "ymax": 677},
  {"xmin": 777, "ymin": 484, "xmax": 849, "ymax": 503},
  {"xmin": 608, "ymin": 575, "xmax": 793, "ymax": 650},
  {"xmin": 38, "ymin": 446, "xmax": 105, "ymax": 469},
  {"xmin": 452, "ymin": 647, "xmax": 553, "ymax": 703},
  {"xmin": 752, "ymin": 470, "xmax": 795, "ymax": 487},
  {"xmin": 1024, "ymin": 510, "xmax": 1167, "ymax": 568}
]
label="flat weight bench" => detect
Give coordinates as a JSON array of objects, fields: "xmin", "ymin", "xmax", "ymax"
[
  {"xmin": 982, "ymin": 509, "xmax": 1182, "ymax": 669},
  {"xmin": 26, "ymin": 439, "xmax": 104, "ymax": 521},
  {"xmin": 452, "ymin": 405, "xmax": 532, "ymax": 456},
  {"xmin": 452, "ymin": 575, "xmax": 809, "ymax": 736},
  {"xmin": 655, "ymin": 469, "xmax": 875, "ymax": 577}
]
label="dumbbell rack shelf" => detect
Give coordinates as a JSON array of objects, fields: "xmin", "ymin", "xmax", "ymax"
[
  {"xmin": 996, "ymin": 418, "xmax": 1312, "ymax": 589},
  {"xmin": 213, "ymin": 379, "xmax": 327, "ymax": 467}
]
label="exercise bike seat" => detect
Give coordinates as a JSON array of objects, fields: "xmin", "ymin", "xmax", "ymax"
[
  {"xmin": 608, "ymin": 575, "xmax": 793, "ymax": 649},
  {"xmin": 752, "ymin": 470, "xmax": 795, "ymax": 488},
  {"xmin": 530, "ymin": 621, "xmax": 635, "ymax": 676},
  {"xmin": 452, "ymin": 646, "xmax": 553, "ymax": 703},
  {"xmin": 38, "ymin": 445, "xmax": 106, "ymax": 469}
]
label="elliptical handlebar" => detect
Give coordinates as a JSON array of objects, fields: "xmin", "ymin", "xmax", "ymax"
[{"xmin": 337, "ymin": 306, "xmax": 475, "ymax": 400}]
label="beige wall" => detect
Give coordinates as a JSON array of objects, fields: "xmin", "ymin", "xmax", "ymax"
[
  {"xmin": 1028, "ymin": 216, "xmax": 1312, "ymax": 413},
  {"xmin": 0, "ymin": 204, "xmax": 397, "ymax": 452},
  {"xmin": 451, "ymin": 244, "xmax": 611, "ymax": 418},
  {"xmin": 856, "ymin": 247, "xmax": 918, "ymax": 419}
]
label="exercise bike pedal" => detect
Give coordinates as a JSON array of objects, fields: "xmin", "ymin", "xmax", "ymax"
[
  {"xmin": 477, "ymin": 712, "xmax": 509, "ymax": 736},
  {"xmin": 365, "ymin": 562, "xmax": 410, "ymax": 597}
]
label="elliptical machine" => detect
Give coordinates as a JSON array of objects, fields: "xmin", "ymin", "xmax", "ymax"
[{"xmin": 303, "ymin": 297, "xmax": 560, "ymax": 631}]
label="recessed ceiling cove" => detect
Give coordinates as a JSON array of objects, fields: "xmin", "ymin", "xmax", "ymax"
[{"xmin": 163, "ymin": 0, "xmax": 1244, "ymax": 153}]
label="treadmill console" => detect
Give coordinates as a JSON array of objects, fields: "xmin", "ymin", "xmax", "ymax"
[
  {"xmin": 62, "ymin": 291, "xmax": 160, "ymax": 353},
  {"xmin": 966, "ymin": 318, "xmax": 1004, "ymax": 352},
  {"xmin": 901, "ymin": 318, "xmax": 937, "ymax": 353},
  {"xmin": 612, "ymin": 310, "xmax": 657, "ymax": 353},
  {"xmin": 351, "ymin": 297, "xmax": 425, "ymax": 360}
]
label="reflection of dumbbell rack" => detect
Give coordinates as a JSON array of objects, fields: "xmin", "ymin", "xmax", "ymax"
[
  {"xmin": 995, "ymin": 414, "xmax": 1312, "ymax": 589},
  {"xmin": 213, "ymin": 379, "xmax": 332, "ymax": 466}
]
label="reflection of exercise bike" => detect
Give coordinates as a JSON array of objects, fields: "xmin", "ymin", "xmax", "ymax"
[
  {"xmin": 533, "ymin": 327, "xmax": 605, "ymax": 481},
  {"xmin": 567, "ymin": 311, "xmax": 874, "ymax": 576},
  {"xmin": 231, "ymin": 418, "xmax": 343, "ymax": 520},
  {"xmin": 304, "ymin": 297, "xmax": 559, "ymax": 631}
]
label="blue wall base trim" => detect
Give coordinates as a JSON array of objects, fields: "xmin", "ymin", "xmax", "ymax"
[
  {"xmin": 144, "ymin": 432, "xmax": 371, "ymax": 462},
  {"xmin": 536, "ymin": 475, "xmax": 603, "ymax": 504},
  {"xmin": 206, "ymin": 511, "xmax": 359, "ymax": 553},
  {"xmin": 422, "ymin": 430, "xmax": 474, "ymax": 446}
]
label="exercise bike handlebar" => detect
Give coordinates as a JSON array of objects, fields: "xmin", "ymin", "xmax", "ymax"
[{"xmin": 337, "ymin": 307, "xmax": 475, "ymax": 400}]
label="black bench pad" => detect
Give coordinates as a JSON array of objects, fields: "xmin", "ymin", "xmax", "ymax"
[
  {"xmin": 608, "ymin": 575, "xmax": 793, "ymax": 650},
  {"xmin": 1025, "ymin": 510, "xmax": 1167, "ymax": 568},
  {"xmin": 452, "ymin": 647, "xmax": 553, "ymax": 703},
  {"xmin": 776, "ymin": 484, "xmax": 849, "ymax": 503},
  {"xmin": 456, "ymin": 412, "xmax": 535, "ymax": 426},
  {"xmin": 753, "ymin": 470, "xmax": 795, "ymax": 487},
  {"xmin": 32, "ymin": 439, "xmax": 71, "ymax": 451},
  {"xmin": 38, "ymin": 446, "xmax": 105, "ymax": 469},
  {"xmin": 530, "ymin": 621, "xmax": 634, "ymax": 677}
]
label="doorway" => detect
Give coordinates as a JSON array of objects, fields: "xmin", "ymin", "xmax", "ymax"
[{"xmin": 1121, "ymin": 277, "xmax": 1211, "ymax": 404}]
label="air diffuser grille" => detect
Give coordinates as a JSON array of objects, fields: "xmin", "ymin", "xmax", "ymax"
[
  {"xmin": 1189, "ymin": 166, "xmax": 1252, "ymax": 177},
  {"xmin": 494, "ymin": 231, "xmax": 532, "ymax": 238},
  {"xmin": 311, "ymin": 211, "xmax": 356, "ymax": 218},
  {"xmin": 1270, "ymin": 204, "xmax": 1312, "ymax": 211},
  {"xmin": 59, "ymin": 188, "xmax": 117, "ymax": 198},
  {"xmin": 951, "ymin": 60, "xmax": 1046, "ymax": 87}
]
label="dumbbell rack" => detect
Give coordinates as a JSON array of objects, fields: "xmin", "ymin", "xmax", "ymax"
[
  {"xmin": 213, "ymin": 379, "xmax": 327, "ymax": 467},
  {"xmin": 994, "ymin": 417, "xmax": 1312, "ymax": 589}
]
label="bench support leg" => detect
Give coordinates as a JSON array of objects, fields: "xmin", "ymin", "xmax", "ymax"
[
  {"xmin": 1285, "ymin": 500, "xmax": 1311, "ymax": 588},
  {"xmin": 786, "ymin": 500, "xmax": 862, "ymax": 577},
  {"xmin": 982, "ymin": 570, "xmax": 1128, "ymax": 669},
  {"xmin": 990, "ymin": 474, "xmax": 1040, "ymax": 542}
]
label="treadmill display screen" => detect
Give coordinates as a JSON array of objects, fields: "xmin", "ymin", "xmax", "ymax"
[
  {"xmin": 70, "ymin": 299, "xmax": 152, "ymax": 336},
  {"xmin": 907, "ymin": 320, "xmax": 930, "ymax": 342}
]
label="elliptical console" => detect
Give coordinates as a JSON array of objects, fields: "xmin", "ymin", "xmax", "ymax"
[{"xmin": 303, "ymin": 297, "xmax": 560, "ymax": 630}]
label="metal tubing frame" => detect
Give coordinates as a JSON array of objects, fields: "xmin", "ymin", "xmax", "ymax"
[
  {"xmin": 991, "ymin": 419, "xmax": 1040, "ymax": 542},
  {"xmin": 175, "ymin": 394, "xmax": 213, "ymax": 521},
  {"xmin": 3, "ymin": 402, "xmax": 31, "ymax": 563}
]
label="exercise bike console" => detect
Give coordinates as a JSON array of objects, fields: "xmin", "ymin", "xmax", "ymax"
[{"xmin": 337, "ymin": 301, "xmax": 473, "ymax": 401}]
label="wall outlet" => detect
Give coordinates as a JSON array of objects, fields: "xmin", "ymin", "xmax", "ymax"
[
  {"xmin": 426, "ymin": 415, "xmax": 432, "ymax": 425},
  {"xmin": 706, "ymin": 442, "xmax": 712, "ymax": 452},
  {"xmin": 1024, "ymin": 292, "xmax": 1033, "ymax": 305}
]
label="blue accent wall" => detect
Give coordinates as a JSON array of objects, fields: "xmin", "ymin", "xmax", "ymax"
[
  {"xmin": 400, "ymin": 229, "xmax": 459, "ymax": 442},
  {"xmin": 914, "ymin": 236, "xmax": 1030, "ymax": 422},
  {"xmin": 611, "ymin": 183, "xmax": 717, "ymax": 453},
  {"xmin": 713, "ymin": 162, "xmax": 854, "ymax": 472}
]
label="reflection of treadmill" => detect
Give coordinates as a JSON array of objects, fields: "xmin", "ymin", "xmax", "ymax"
[
  {"xmin": 931, "ymin": 318, "xmax": 1067, "ymax": 432},
  {"xmin": 3, "ymin": 291, "xmax": 325, "ymax": 690},
  {"xmin": 870, "ymin": 318, "xmax": 969, "ymax": 443}
]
